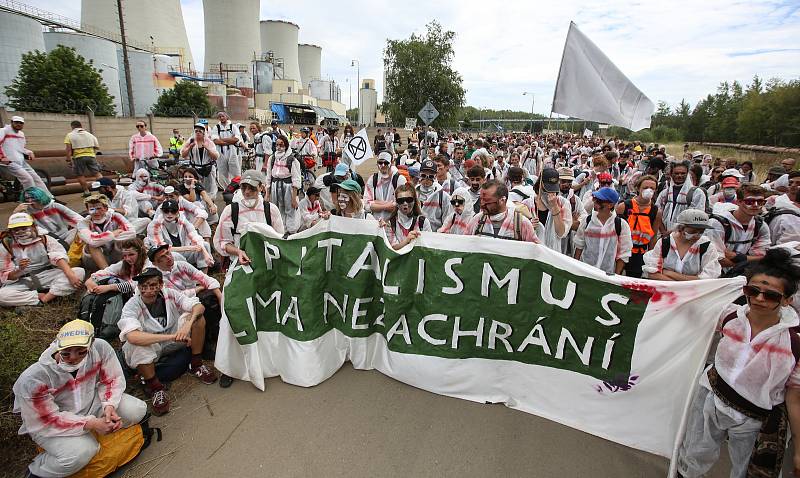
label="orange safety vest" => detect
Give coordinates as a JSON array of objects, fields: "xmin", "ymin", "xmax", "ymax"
[{"xmin": 624, "ymin": 199, "xmax": 657, "ymax": 254}]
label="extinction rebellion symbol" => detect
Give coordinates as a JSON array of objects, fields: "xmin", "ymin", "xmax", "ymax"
[{"xmin": 347, "ymin": 136, "xmax": 368, "ymax": 161}]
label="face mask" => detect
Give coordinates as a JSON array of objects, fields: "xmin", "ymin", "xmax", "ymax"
[
  {"xmin": 682, "ymin": 231, "xmax": 701, "ymax": 242},
  {"xmin": 242, "ymin": 197, "xmax": 258, "ymax": 209},
  {"xmin": 640, "ymin": 188, "xmax": 654, "ymax": 200},
  {"xmin": 277, "ymin": 146, "xmax": 286, "ymax": 153},
  {"xmin": 135, "ymin": 178, "xmax": 147, "ymax": 187},
  {"xmin": 164, "ymin": 213, "xmax": 178, "ymax": 223},
  {"xmin": 57, "ymin": 359, "xmax": 84, "ymax": 373},
  {"xmin": 723, "ymin": 188, "xmax": 736, "ymax": 199},
  {"xmin": 90, "ymin": 211, "xmax": 107, "ymax": 224},
  {"xmin": 13, "ymin": 229, "xmax": 37, "ymax": 245}
]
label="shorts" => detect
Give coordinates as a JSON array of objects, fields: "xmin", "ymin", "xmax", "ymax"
[{"xmin": 73, "ymin": 156, "xmax": 100, "ymax": 176}]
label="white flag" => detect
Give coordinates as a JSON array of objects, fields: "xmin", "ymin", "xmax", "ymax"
[
  {"xmin": 583, "ymin": 128, "xmax": 593, "ymax": 138},
  {"xmin": 343, "ymin": 128, "xmax": 374, "ymax": 169},
  {"xmin": 553, "ymin": 22, "xmax": 655, "ymax": 131}
]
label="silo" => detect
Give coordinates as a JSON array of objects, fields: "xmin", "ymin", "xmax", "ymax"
[
  {"xmin": 298, "ymin": 43, "xmax": 321, "ymax": 89},
  {"xmin": 203, "ymin": 0, "xmax": 261, "ymax": 73},
  {"xmin": 44, "ymin": 32, "xmax": 122, "ymax": 115},
  {"xmin": 117, "ymin": 51, "xmax": 174, "ymax": 116},
  {"xmin": 81, "ymin": 0, "xmax": 194, "ymax": 68},
  {"xmin": 260, "ymin": 20, "xmax": 301, "ymax": 83},
  {"xmin": 0, "ymin": 11, "xmax": 45, "ymax": 107}
]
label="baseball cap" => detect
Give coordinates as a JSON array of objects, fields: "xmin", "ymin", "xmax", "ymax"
[
  {"xmin": 336, "ymin": 179, "xmax": 362, "ymax": 194},
  {"xmin": 557, "ymin": 167, "xmax": 574, "ymax": 180},
  {"xmin": 377, "ymin": 151, "xmax": 392, "ymax": 164},
  {"xmin": 722, "ymin": 168, "xmax": 744, "ymax": 179},
  {"xmin": 692, "ymin": 151, "xmax": 703, "ymax": 159},
  {"xmin": 11, "ymin": 115, "xmax": 24, "ymax": 123},
  {"xmin": 676, "ymin": 208, "xmax": 713, "ymax": 229},
  {"xmin": 133, "ymin": 267, "xmax": 163, "ymax": 283},
  {"xmin": 768, "ymin": 166, "xmax": 786, "ymax": 176},
  {"xmin": 592, "ymin": 187, "xmax": 620, "ymax": 203},
  {"xmin": 194, "ymin": 122, "xmax": 206, "ymax": 130},
  {"xmin": 163, "ymin": 185, "xmax": 175, "ymax": 194},
  {"xmin": 597, "ymin": 172, "xmax": 613, "ymax": 183},
  {"xmin": 420, "ymin": 159, "xmax": 436, "ymax": 172},
  {"xmin": 161, "ymin": 199, "xmax": 179, "ymax": 212},
  {"xmin": 540, "ymin": 168, "xmax": 560, "ymax": 193},
  {"xmin": 147, "ymin": 244, "xmax": 170, "ymax": 262},
  {"xmin": 334, "ymin": 163, "xmax": 350, "ymax": 177},
  {"xmin": 633, "ymin": 145, "xmax": 643, "ymax": 152},
  {"xmin": 98, "ymin": 177, "xmax": 115, "ymax": 187},
  {"xmin": 306, "ymin": 186, "xmax": 321, "ymax": 196},
  {"xmin": 56, "ymin": 320, "xmax": 94, "ymax": 351},
  {"xmin": 721, "ymin": 177, "xmax": 740, "ymax": 188},
  {"xmin": 8, "ymin": 212, "xmax": 33, "ymax": 229},
  {"xmin": 240, "ymin": 169, "xmax": 265, "ymax": 187}
]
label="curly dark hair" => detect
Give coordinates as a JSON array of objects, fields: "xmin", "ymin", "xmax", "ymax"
[{"xmin": 745, "ymin": 248, "xmax": 800, "ymax": 297}]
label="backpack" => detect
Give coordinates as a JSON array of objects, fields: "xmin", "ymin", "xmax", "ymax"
[
  {"xmin": 585, "ymin": 215, "xmax": 623, "ymax": 236},
  {"xmin": 77, "ymin": 280, "xmax": 130, "ymax": 341},
  {"xmin": 660, "ymin": 235, "xmax": 711, "ymax": 261},
  {"xmin": 763, "ymin": 208, "xmax": 800, "ymax": 225},
  {"xmin": 474, "ymin": 209, "xmax": 525, "ymax": 240},
  {"xmin": 621, "ymin": 199, "xmax": 658, "ymax": 224},
  {"xmin": 216, "ymin": 123, "xmax": 235, "ymax": 152},
  {"xmin": 371, "ymin": 173, "xmax": 401, "ymax": 192},
  {"xmin": 230, "ymin": 199, "xmax": 272, "ymax": 237},
  {"xmin": 710, "ymin": 214, "xmax": 763, "ymax": 247}
]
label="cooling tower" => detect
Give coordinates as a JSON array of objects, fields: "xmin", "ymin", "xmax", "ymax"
[
  {"xmin": 81, "ymin": 0, "xmax": 194, "ymax": 68},
  {"xmin": 44, "ymin": 32, "xmax": 123, "ymax": 115},
  {"xmin": 298, "ymin": 43, "xmax": 321, "ymax": 89},
  {"xmin": 260, "ymin": 20, "xmax": 301, "ymax": 82},
  {"xmin": 203, "ymin": 0, "xmax": 261, "ymax": 72},
  {"xmin": 0, "ymin": 10, "xmax": 45, "ymax": 107}
]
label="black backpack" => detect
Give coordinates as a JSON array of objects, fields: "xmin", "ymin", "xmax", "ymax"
[
  {"xmin": 660, "ymin": 235, "xmax": 711, "ymax": 261},
  {"xmin": 230, "ymin": 199, "xmax": 273, "ymax": 238},
  {"xmin": 710, "ymin": 214, "xmax": 763, "ymax": 248},
  {"xmin": 585, "ymin": 215, "xmax": 623, "ymax": 236},
  {"xmin": 77, "ymin": 279, "xmax": 132, "ymax": 340},
  {"xmin": 763, "ymin": 208, "xmax": 800, "ymax": 225}
]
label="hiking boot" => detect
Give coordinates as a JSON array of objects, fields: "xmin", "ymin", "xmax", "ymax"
[
  {"xmin": 219, "ymin": 374, "xmax": 234, "ymax": 388},
  {"xmin": 189, "ymin": 363, "xmax": 218, "ymax": 384},
  {"xmin": 150, "ymin": 389, "xmax": 170, "ymax": 416}
]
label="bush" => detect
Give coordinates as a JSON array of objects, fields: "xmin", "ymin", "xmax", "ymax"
[{"xmin": 152, "ymin": 81, "xmax": 214, "ymax": 117}]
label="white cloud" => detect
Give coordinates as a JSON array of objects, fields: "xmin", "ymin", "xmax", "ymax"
[{"xmin": 25, "ymin": 0, "xmax": 800, "ymax": 114}]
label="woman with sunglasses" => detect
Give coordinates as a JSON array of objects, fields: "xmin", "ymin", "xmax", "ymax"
[
  {"xmin": 438, "ymin": 187, "xmax": 475, "ymax": 235},
  {"xmin": 677, "ymin": 248, "xmax": 800, "ymax": 477},
  {"xmin": 383, "ymin": 184, "xmax": 431, "ymax": 249},
  {"xmin": 129, "ymin": 121, "xmax": 163, "ymax": 172}
]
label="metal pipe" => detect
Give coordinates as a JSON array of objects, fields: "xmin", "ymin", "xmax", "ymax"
[{"xmin": 116, "ymin": 0, "xmax": 135, "ymax": 116}]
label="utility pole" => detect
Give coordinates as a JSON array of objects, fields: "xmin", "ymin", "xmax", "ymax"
[{"xmin": 117, "ymin": 0, "xmax": 135, "ymax": 117}]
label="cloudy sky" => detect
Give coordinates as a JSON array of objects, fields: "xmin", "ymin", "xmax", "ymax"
[{"xmin": 34, "ymin": 0, "xmax": 800, "ymax": 114}]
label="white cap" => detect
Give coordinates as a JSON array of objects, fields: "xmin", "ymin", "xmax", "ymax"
[
  {"xmin": 10, "ymin": 116, "xmax": 24, "ymax": 123},
  {"xmin": 377, "ymin": 151, "xmax": 393, "ymax": 163},
  {"xmin": 90, "ymin": 181, "xmax": 101, "ymax": 190},
  {"xmin": 722, "ymin": 168, "xmax": 745, "ymax": 179},
  {"xmin": 692, "ymin": 150, "xmax": 703, "ymax": 158},
  {"xmin": 163, "ymin": 185, "xmax": 175, "ymax": 194}
]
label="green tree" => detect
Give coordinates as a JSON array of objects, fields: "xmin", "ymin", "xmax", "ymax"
[
  {"xmin": 5, "ymin": 46, "xmax": 115, "ymax": 115},
  {"xmin": 383, "ymin": 21, "xmax": 466, "ymax": 127},
  {"xmin": 346, "ymin": 107, "xmax": 359, "ymax": 123},
  {"xmin": 152, "ymin": 81, "xmax": 214, "ymax": 117}
]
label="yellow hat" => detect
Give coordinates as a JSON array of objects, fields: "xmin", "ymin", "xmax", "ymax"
[
  {"xmin": 7, "ymin": 212, "xmax": 33, "ymax": 229},
  {"xmin": 633, "ymin": 145, "xmax": 643, "ymax": 152},
  {"xmin": 56, "ymin": 320, "xmax": 95, "ymax": 350}
]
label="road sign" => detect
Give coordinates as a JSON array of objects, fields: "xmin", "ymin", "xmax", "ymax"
[{"xmin": 418, "ymin": 101, "xmax": 439, "ymax": 125}]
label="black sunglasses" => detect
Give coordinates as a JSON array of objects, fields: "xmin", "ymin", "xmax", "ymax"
[
  {"xmin": 162, "ymin": 209, "xmax": 179, "ymax": 214},
  {"xmin": 396, "ymin": 197, "xmax": 415, "ymax": 205},
  {"xmin": 742, "ymin": 285, "xmax": 784, "ymax": 303},
  {"xmin": 450, "ymin": 199, "xmax": 465, "ymax": 206},
  {"xmin": 377, "ymin": 161, "xmax": 389, "ymax": 166},
  {"xmin": 420, "ymin": 174, "xmax": 435, "ymax": 180}
]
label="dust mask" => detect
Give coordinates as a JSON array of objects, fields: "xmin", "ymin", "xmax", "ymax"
[
  {"xmin": 57, "ymin": 359, "xmax": 84, "ymax": 373},
  {"xmin": 723, "ymin": 188, "xmax": 736, "ymax": 200},
  {"xmin": 640, "ymin": 188, "xmax": 654, "ymax": 200},
  {"xmin": 682, "ymin": 231, "xmax": 701, "ymax": 242}
]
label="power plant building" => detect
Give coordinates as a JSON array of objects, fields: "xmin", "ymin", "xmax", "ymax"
[{"xmin": 0, "ymin": 11, "xmax": 45, "ymax": 107}]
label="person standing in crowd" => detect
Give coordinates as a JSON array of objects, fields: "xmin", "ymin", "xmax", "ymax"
[
  {"xmin": 181, "ymin": 123, "xmax": 221, "ymax": 198},
  {"xmin": 365, "ymin": 151, "xmax": 406, "ymax": 222},
  {"xmin": 211, "ymin": 111, "xmax": 242, "ymax": 190},
  {"xmin": 318, "ymin": 127, "xmax": 340, "ymax": 169},
  {"xmin": 532, "ymin": 168, "xmax": 572, "ymax": 253},
  {"xmin": 248, "ymin": 122, "xmax": 267, "ymax": 172},
  {"xmin": 64, "ymin": 120, "xmax": 101, "ymax": 195},
  {"xmin": 709, "ymin": 176, "xmax": 740, "ymax": 208},
  {"xmin": 292, "ymin": 127, "xmax": 319, "ymax": 170},
  {"xmin": 556, "ymin": 167, "xmax": 580, "ymax": 255},
  {"xmin": 14, "ymin": 187, "xmax": 82, "ymax": 248},
  {"xmin": 466, "ymin": 180, "xmax": 540, "ymax": 243},
  {"xmin": 706, "ymin": 183, "xmax": 771, "ymax": 275},
  {"xmin": 382, "ymin": 184, "xmax": 430, "ymax": 249},
  {"xmin": 465, "ymin": 165, "xmax": 487, "ymax": 215},
  {"xmin": 12, "ymin": 319, "xmax": 147, "ymax": 478},
  {"xmin": 0, "ymin": 116, "xmax": 48, "ymax": 192},
  {"xmin": 374, "ymin": 128, "xmax": 387, "ymax": 154},
  {"xmin": 119, "ymin": 268, "xmax": 216, "ymax": 416},
  {"xmin": 767, "ymin": 171, "xmax": 800, "ymax": 245},
  {"xmin": 96, "ymin": 177, "xmax": 151, "ymax": 235},
  {"xmin": 738, "ymin": 160, "xmax": 757, "ymax": 184},
  {"xmin": 434, "ymin": 155, "xmax": 465, "ymax": 195},
  {"xmin": 77, "ymin": 194, "xmax": 135, "ymax": 270},
  {"xmin": 146, "ymin": 200, "xmax": 213, "ymax": 272},
  {"xmin": 416, "ymin": 159, "xmax": 451, "ymax": 231},
  {"xmin": 450, "ymin": 145, "xmax": 467, "ymax": 182},
  {"xmin": 0, "ymin": 213, "xmax": 85, "ymax": 306},
  {"xmin": 438, "ymin": 187, "xmax": 475, "ymax": 235},
  {"xmin": 265, "ymin": 120, "xmax": 287, "ymax": 153},
  {"xmin": 329, "ymin": 180, "xmax": 373, "ymax": 220},
  {"xmin": 264, "ymin": 135, "xmax": 301, "ymax": 233},
  {"xmin": 574, "ymin": 187, "xmax": 632, "ymax": 274},
  {"xmin": 763, "ymin": 165, "xmax": 790, "ymax": 193},
  {"xmin": 168, "ymin": 128, "xmax": 184, "ymax": 160},
  {"xmin": 676, "ymin": 248, "xmax": 800, "ymax": 478},
  {"xmin": 643, "ymin": 209, "xmax": 721, "ymax": 281},
  {"xmin": 656, "ymin": 160, "xmax": 708, "ymax": 233},
  {"xmin": 128, "ymin": 120, "xmax": 163, "ymax": 171},
  {"xmin": 616, "ymin": 175, "xmax": 661, "ymax": 278}
]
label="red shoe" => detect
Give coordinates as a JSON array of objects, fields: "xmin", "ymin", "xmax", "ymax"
[
  {"xmin": 151, "ymin": 389, "xmax": 170, "ymax": 416},
  {"xmin": 189, "ymin": 363, "xmax": 218, "ymax": 385}
]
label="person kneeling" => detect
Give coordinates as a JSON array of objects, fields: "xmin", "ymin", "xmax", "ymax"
[
  {"xmin": 118, "ymin": 268, "xmax": 217, "ymax": 416},
  {"xmin": 13, "ymin": 320, "xmax": 147, "ymax": 478}
]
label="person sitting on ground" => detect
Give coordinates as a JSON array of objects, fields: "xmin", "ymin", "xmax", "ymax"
[
  {"xmin": 77, "ymin": 194, "xmax": 135, "ymax": 270},
  {"xmin": 14, "ymin": 187, "xmax": 82, "ymax": 248},
  {"xmin": 574, "ymin": 187, "xmax": 632, "ymax": 274},
  {"xmin": 128, "ymin": 169, "xmax": 163, "ymax": 218},
  {"xmin": 118, "ymin": 268, "xmax": 217, "ymax": 416},
  {"xmin": 160, "ymin": 184, "xmax": 211, "ymax": 240},
  {"xmin": 0, "ymin": 213, "xmax": 85, "ymax": 307},
  {"xmin": 438, "ymin": 187, "xmax": 475, "ymax": 236},
  {"xmin": 12, "ymin": 319, "xmax": 147, "ymax": 478},
  {"xmin": 643, "ymin": 209, "xmax": 721, "ymax": 281},
  {"xmin": 382, "ymin": 183, "xmax": 430, "ymax": 249},
  {"xmin": 96, "ymin": 177, "xmax": 151, "ymax": 234},
  {"xmin": 179, "ymin": 168, "xmax": 218, "ymax": 225},
  {"xmin": 85, "ymin": 238, "xmax": 150, "ymax": 296},
  {"xmin": 297, "ymin": 186, "xmax": 325, "ymax": 231},
  {"xmin": 466, "ymin": 180, "xmax": 540, "ymax": 243},
  {"xmin": 146, "ymin": 200, "xmax": 213, "ymax": 272},
  {"xmin": 767, "ymin": 171, "xmax": 800, "ymax": 245},
  {"xmin": 676, "ymin": 248, "xmax": 800, "ymax": 478}
]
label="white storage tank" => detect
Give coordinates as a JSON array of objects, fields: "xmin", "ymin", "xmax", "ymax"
[
  {"xmin": 0, "ymin": 11, "xmax": 45, "ymax": 107},
  {"xmin": 203, "ymin": 0, "xmax": 261, "ymax": 73},
  {"xmin": 44, "ymin": 32, "xmax": 123, "ymax": 115},
  {"xmin": 298, "ymin": 43, "xmax": 321, "ymax": 89},
  {"xmin": 309, "ymin": 80, "xmax": 341, "ymax": 102},
  {"xmin": 118, "ymin": 51, "xmax": 174, "ymax": 116},
  {"xmin": 81, "ymin": 0, "xmax": 195, "ymax": 68},
  {"xmin": 260, "ymin": 20, "xmax": 301, "ymax": 83}
]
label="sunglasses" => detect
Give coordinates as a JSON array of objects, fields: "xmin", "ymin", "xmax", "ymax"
[
  {"xmin": 742, "ymin": 285, "xmax": 784, "ymax": 303},
  {"xmin": 742, "ymin": 198, "xmax": 766, "ymax": 206},
  {"xmin": 450, "ymin": 199, "xmax": 465, "ymax": 206},
  {"xmin": 163, "ymin": 209, "xmax": 179, "ymax": 214},
  {"xmin": 136, "ymin": 125, "xmax": 145, "ymax": 129},
  {"xmin": 396, "ymin": 197, "xmax": 415, "ymax": 205},
  {"xmin": 377, "ymin": 161, "xmax": 389, "ymax": 166},
  {"xmin": 420, "ymin": 174, "xmax": 435, "ymax": 180}
]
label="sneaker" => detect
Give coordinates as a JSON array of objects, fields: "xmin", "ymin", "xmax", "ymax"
[
  {"xmin": 189, "ymin": 363, "xmax": 218, "ymax": 385},
  {"xmin": 151, "ymin": 389, "xmax": 170, "ymax": 416},
  {"xmin": 219, "ymin": 374, "xmax": 234, "ymax": 388}
]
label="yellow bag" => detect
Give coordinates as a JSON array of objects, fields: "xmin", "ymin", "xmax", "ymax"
[
  {"xmin": 67, "ymin": 236, "xmax": 84, "ymax": 267},
  {"xmin": 67, "ymin": 419, "xmax": 162, "ymax": 478}
]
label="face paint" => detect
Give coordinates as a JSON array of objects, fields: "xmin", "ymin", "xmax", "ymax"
[{"xmin": 337, "ymin": 193, "xmax": 350, "ymax": 211}]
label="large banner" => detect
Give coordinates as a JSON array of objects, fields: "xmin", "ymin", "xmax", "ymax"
[{"xmin": 216, "ymin": 217, "xmax": 743, "ymax": 459}]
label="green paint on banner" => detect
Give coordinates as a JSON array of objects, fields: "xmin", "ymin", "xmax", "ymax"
[{"xmin": 223, "ymin": 230, "xmax": 649, "ymax": 381}]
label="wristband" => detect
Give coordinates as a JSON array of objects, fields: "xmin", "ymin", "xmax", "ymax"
[{"xmin": 733, "ymin": 253, "xmax": 747, "ymax": 264}]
